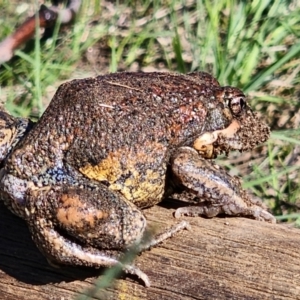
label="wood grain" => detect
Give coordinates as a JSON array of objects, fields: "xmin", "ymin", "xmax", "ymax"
[{"xmin": 1, "ymin": 200, "xmax": 300, "ymax": 300}]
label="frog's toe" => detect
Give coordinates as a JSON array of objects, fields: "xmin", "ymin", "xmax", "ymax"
[
  {"xmin": 251, "ymin": 207, "xmax": 276, "ymax": 224},
  {"xmin": 174, "ymin": 205, "xmax": 221, "ymax": 219},
  {"xmin": 123, "ymin": 264, "xmax": 151, "ymax": 287}
]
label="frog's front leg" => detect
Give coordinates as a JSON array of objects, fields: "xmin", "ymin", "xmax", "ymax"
[{"xmin": 170, "ymin": 147, "xmax": 276, "ymax": 223}]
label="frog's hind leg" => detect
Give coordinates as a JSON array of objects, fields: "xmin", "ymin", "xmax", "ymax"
[
  {"xmin": 24, "ymin": 184, "xmax": 151, "ymax": 286},
  {"xmin": 170, "ymin": 147, "xmax": 276, "ymax": 223}
]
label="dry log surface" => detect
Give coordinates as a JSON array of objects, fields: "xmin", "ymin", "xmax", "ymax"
[{"xmin": 0, "ymin": 200, "xmax": 300, "ymax": 300}]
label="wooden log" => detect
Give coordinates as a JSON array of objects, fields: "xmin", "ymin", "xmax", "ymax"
[{"xmin": 0, "ymin": 200, "xmax": 300, "ymax": 300}]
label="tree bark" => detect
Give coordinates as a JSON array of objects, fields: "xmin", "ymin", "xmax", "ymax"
[{"xmin": 0, "ymin": 200, "xmax": 299, "ymax": 300}]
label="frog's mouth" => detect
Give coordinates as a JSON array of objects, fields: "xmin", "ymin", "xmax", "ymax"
[{"xmin": 193, "ymin": 109, "xmax": 270, "ymax": 158}]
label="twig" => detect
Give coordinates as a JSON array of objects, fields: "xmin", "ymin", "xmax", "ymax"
[{"xmin": 0, "ymin": 0, "xmax": 81, "ymax": 64}]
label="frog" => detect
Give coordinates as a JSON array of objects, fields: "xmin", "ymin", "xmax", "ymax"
[{"xmin": 0, "ymin": 71, "xmax": 275, "ymax": 287}]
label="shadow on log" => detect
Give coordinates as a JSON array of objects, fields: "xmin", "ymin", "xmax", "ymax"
[{"xmin": 0, "ymin": 200, "xmax": 300, "ymax": 300}]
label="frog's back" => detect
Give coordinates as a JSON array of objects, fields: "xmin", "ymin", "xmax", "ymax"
[{"xmin": 33, "ymin": 72, "xmax": 216, "ymax": 164}]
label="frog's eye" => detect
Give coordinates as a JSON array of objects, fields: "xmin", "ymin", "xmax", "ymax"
[{"xmin": 227, "ymin": 95, "xmax": 245, "ymax": 115}]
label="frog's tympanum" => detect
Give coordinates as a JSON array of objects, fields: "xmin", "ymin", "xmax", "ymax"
[{"xmin": 0, "ymin": 72, "xmax": 275, "ymax": 286}]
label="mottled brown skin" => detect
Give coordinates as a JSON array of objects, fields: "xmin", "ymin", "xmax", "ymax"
[{"xmin": 0, "ymin": 72, "xmax": 275, "ymax": 286}]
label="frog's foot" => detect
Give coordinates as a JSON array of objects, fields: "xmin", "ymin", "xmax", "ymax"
[
  {"xmin": 171, "ymin": 147, "xmax": 276, "ymax": 223},
  {"xmin": 174, "ymin": 203, "xmax": 276, "ymax": 223}
]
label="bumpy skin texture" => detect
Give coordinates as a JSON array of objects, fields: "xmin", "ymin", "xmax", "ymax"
[{"xmin": 0, "ymin": 72, "xmax": 275, "ymax": 285}]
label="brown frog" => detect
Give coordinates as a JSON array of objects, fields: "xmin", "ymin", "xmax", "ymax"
[{"xmin": 0, "ymin": 72, "xmax": 275, "ymax": 286}]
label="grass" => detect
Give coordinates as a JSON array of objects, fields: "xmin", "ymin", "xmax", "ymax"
[{"xmin": 1, "ymin": 0, "xmax": 300, "ymax": 294}]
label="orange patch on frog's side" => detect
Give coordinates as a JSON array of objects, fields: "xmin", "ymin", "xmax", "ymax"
[
  {"xmin": 79, "ymin": 142, "xmax": 166, "ymax": 205},
  {"xmin": 56, "ymin": 194, "xmax": 108, "ymax": 231},
  {"xmin": 193, "ymin": 119, "xmax": 241, "ymax": 157}
]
